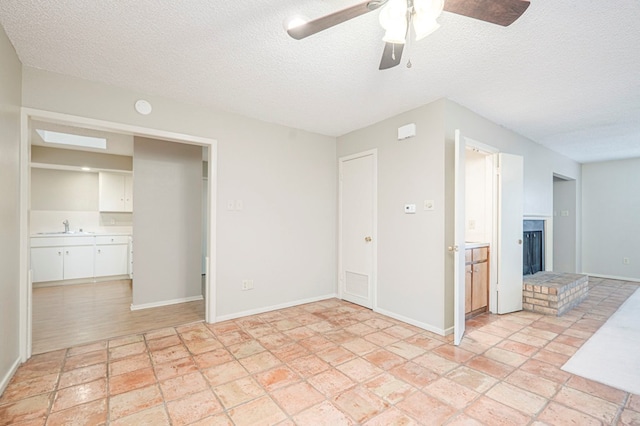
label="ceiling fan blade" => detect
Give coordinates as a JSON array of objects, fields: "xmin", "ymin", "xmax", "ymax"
[
  {"xmin": 379, "ymin": 42, "xmax": 404, "ymax": 70},
  {"xmin": 443, "ymin": 0, "xmax": 530, "ymax": 26},
  {"xmin": 287, "ymin": 0, "xmax": 387, "ymax": 40}
]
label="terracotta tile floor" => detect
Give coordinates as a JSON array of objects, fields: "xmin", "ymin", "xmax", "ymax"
[{"xmin": 2, "ymin": 277, "xmax": 640, "ymax": 425}]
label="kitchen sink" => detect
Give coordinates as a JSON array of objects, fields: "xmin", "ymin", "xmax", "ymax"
[{"xmin": 36, "ymin": 231, "xmax": 94, "ymax": 235}]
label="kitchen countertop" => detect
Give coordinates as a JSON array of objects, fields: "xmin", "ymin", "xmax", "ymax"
[{"xmin": 31, "ymin": 232, "xmax": 131, "ymax": 237}]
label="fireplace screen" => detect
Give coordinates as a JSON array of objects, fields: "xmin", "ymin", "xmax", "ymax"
[{"xmin": 523, "ymin": 220, "xmax": 544, "ymax": 275}]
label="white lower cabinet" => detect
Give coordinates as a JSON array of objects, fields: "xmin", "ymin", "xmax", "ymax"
[
  {"xmin": 62, "ymin": 246, "xmax": 95, "ymax": 280},
  {"xmin": 31, "ymin": 247, "xmax": 64, "ymax": 282},
  {"xmin": 95, "ymin": 236, "xmax": 129, "ymax": 277},
  {"xmin": 31, "ymin": 234, "xmax": 131, "ymax": 283}
]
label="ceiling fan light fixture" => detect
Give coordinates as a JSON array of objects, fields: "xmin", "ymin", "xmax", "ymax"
[
  {"xmin": 411, "ymin": 0, "xmax": 444, "ymax": 40},
  {"xmin": 412, "ymin": 0, "xmax": 444, "ymax": 20},
  {"xmin": 382, "ymin": 23, "xmax": 407, "ymax": 44},
  {"xmin": 413, "ymin": 17, "xmax": 440, "ymax": 40},
  {"xmin": 379, "ymin": 0, "xmax": 408, "ymax": 43}
]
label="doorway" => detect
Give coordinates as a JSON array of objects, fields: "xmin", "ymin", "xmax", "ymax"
[
  {"xmin": 19, "ymin": 109, "xmax": 217, "ymax": 359},
  {"xmin": 553, "ymin": 175, "xmax": 577, "ymax": 273},
  {"xmin": 338, "ymin": 150, "xmax": 377, "ymax": 309},
  {"xmin": 453, "ymin": 133, "xmax": 524, "ymax": 345}
]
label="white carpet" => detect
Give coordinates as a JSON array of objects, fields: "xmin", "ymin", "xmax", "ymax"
[{"xmin": 561, "ymin": 287, "xmax": 640, "ymax": 394}]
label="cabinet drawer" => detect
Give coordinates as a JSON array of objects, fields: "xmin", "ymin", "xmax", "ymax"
[
  {"xmin": 472, "ymin": 247, "xmax": 488, "ymax": 262},
  {"xmin": 95, "ymin": 235, "xmax": 129, "ymax": 245},
  {"xmin": 31, "ymin": 236, "xmax": 94, "ymax": 247}
]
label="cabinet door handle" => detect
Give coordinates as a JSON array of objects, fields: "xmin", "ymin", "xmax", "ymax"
[
  {"xmin": 65, "ymin": 251, "xmax": 69, "ymax": 255},
  {"xmin": 98, "ymin": 249, "xmax": 101, "ymax": 254},
  {"xmin": 58, "ymin": 251, "xmax": 62, "ymax": 256}
]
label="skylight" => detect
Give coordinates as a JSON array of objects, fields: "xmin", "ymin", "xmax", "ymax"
[{"xmin": 36, "ymin": 129, "xmax": 107, "ymax": 150}]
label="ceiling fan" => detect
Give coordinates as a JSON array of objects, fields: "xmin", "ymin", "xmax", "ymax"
[{"xmin": 287, "ymin": 0, "xmax": 530, "ymax": 70}]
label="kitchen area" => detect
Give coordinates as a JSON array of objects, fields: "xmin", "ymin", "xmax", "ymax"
[
  {"xmin": 29, "ymin": 121, "xmax": 206, "ymax": 353},
  {"xmin": 30, "ymin": 170, "xmax": 134, "ymax": 286}
]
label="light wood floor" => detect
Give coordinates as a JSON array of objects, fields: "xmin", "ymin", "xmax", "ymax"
[{"xmin": 32, "ymin": 279, "xmax": 205, "ymax": 354}]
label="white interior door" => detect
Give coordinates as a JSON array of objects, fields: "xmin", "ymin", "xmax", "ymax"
[
  {"xmin": 453, "ymin": 130, "xmax": 466, "ymax": 345},
  {"xmin": 339, "ymin": 151, "xmax": 376, "ymax": 309},
  {"xmin": 496, "ymin": 153, "xmax": 524, "ymax": 314}
]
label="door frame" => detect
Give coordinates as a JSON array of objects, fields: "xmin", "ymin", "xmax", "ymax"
[
  {"xmin": 19, "ymin": 108, "xmax": 218, "ymax": 361},
  {"xmin": 453, "ymin": 130, "xmax": 466, "ymax": 345},
  {"xmin": 337, "ymin": 149, "xmax": 378, "ymax": 310}
]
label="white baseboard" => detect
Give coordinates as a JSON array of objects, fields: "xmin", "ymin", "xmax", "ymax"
[
  {"xmin": 583, "ymin": 273, "xmax": 640, "ymax": 283},
  {"xmin": 374, "ymin": 306, "xmax": 448, "ymax": 336},
  {"xmin": 33, "ymin": 275, "xmax": 130, "ymax": 288},
  {"xmin": 0, "ymin": 356, "xmax": 22, "ymax": 396},
  {"xmin": 130, "ymin": 295, "xmax": 204, "ymax": 311},
  {"xmin": 214, "ymin": 293, "xmax": 338, "ymax": 323}
]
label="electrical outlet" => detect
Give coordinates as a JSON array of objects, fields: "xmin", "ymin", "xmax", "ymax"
[
  {"xmin": 623, "ymin": 257, "xmax": 630, "ymax": 265},
  {"xmin": 424, "ymin": 200, "xmax": 434, "ymax": 211},
  {"xmin": 241, "ymin": 280, "xmax": 254, "ymax": 290}
]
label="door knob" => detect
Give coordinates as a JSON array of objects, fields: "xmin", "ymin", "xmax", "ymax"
[
  {"xmin": 518, "ymin": 239, "xmax": 523, "ymax": 245},
  {"xmin": 365, "ymin": 236, "xmax": 372, "ymax": 242},
  {"xmin": 448, "ymin": 245, "xmax": 459, "ymax": 252}
]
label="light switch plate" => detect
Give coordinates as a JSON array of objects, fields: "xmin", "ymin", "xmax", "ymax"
[{"xmin": 404, "ymin": 204, "xmax": 416, "ymax": 214}]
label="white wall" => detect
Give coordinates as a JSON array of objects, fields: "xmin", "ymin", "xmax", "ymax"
[
  {"xmin": 553, "ymin": 178, "xmax": 577, "ymax": 273},
  {"xmin": 0, "ymin": 24, "xmax": 22, "ymax": 394},
  {"xmin": 338, "ymin": 100, "xmax": 448, "ymax": 333},
  {"xmin": 444, "ymin": 101, "xmax": 581, "ymax": 218},
  {"xmin": 31, "ymin": 168, "xmax": 98, "ymax": 211},
  {"xmin": 30, "ymin": 168, "xmax": 133, "ymax": 234},
  {"xmin": 133, "ymin": 137, "xmax": 202, "ymax": 307},
  {"xmin": 465, "ymin": 149, "xmax": 490, "ymax": 243},
  {"xmin": 21, "ymin": 67, "xmax": 337, "ymax": 320},
  {"xmin": 582, "ymin": 158, "xmax": 640, "ymax": 280}
]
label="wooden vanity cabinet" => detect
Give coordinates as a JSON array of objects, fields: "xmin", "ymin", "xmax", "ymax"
[{"xmin": 465, "ymin": 246, "xmax": 489, "ymax": 318}]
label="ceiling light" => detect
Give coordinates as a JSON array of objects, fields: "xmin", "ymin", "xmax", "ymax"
[
  {"xmin": 81, "ymin": 167, "xmax": 92, "ymax": 171},
  {"xmin": 36, "ymin": 129, "xmax": 107, "ymax": 150},
  {"xmin": 134, "ymin": 99, "xmax": 152, "ymax": 115},
  {"xmin": 379, "ymin": 0, "xmax": 443, "ymax": 44}
]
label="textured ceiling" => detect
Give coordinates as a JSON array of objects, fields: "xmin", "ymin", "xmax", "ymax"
[{"xmin": 1, "ymin": 0, "xmax": 639, "ymax": 163}]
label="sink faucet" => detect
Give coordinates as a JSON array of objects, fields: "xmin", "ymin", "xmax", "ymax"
[{"xmin": 63, "ymin": 219, "xmax": 70, "ymax": 233}]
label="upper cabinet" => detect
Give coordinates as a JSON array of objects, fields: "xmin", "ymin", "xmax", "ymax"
[{"xmin": 99, "ymin": 172, "xmax": 133, "ymax": 212}]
